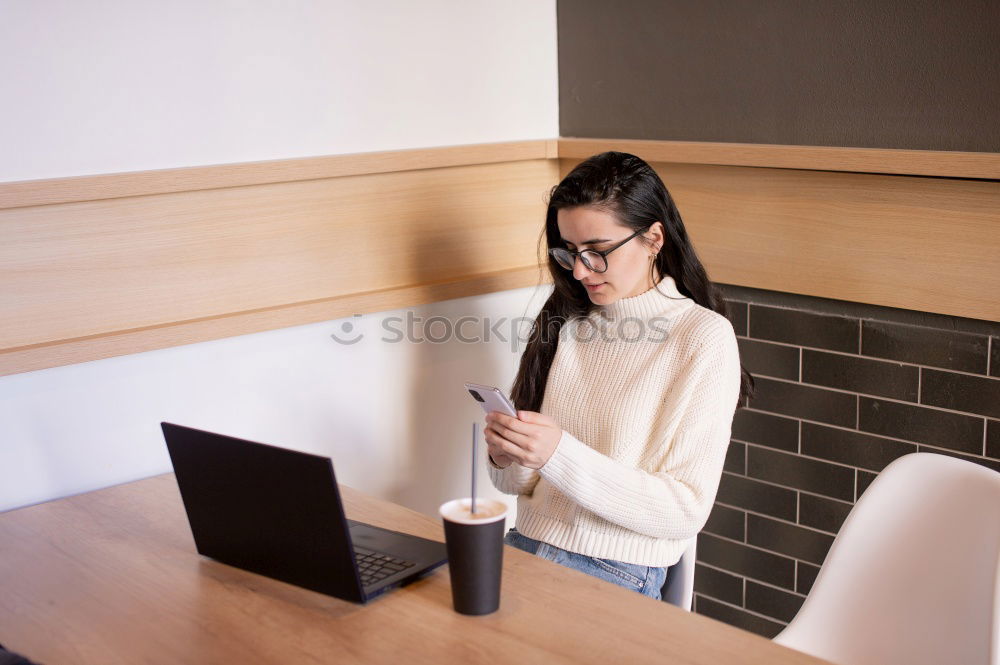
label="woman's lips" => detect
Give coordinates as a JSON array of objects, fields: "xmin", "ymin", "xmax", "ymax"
[{"xmin": 584, "ymin": 282, "xmax": 605, "ymax": 291}]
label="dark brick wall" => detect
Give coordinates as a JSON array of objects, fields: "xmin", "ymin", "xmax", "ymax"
[{"xmin": 693, "ymin": 284, "xmax": 1000, "ymax": 637}]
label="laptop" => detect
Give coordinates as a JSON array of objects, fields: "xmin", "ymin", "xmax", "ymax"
[{"xmin": 161, "ymin": 422, "xmax": 447, "ymax": 603}]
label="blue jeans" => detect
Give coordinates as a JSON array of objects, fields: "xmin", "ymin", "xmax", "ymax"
[{"xmin": 504, "ymin": 528, "xmax": 668, "ymax": 600}]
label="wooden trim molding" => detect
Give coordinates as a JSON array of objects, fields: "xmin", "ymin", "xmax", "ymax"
[
  {"xmin": 559, "ymin": 138, "xmax": 1000, "ymax": 180},
  {"xmin": 2, "ymin": 137, "xmax": 997, "ymax": 376},
  {"xmin": 5, "ymin": 136, "xmax": 994, "ymax": 212},
  {"xmin": 0, "ymin": 139, "xmax": 559, "ymax": 210}
]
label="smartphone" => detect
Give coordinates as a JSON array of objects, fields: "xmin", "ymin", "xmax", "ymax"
[{"xmin": 465, "ymin": 382, "xmax": 518, "ymax": 418}]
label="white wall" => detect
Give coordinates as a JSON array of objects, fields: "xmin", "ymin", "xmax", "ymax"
[
  {"xmin": 0, "ymin": 286, "xmax": 551, "ymax": 518},
  {"xmin": 0, "ymin": 0, "xmax": 559, "ymax": 520},
  {"xmin": 0, "ymin": 0, "xmax": 558, "ymax": 182}
]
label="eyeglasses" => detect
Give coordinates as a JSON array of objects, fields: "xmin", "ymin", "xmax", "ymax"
[{"xmin": 548, "ymin": 229, "xmax": 644, "ymax": 273}]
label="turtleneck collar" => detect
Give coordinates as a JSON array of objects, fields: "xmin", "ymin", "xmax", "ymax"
[{"xmin": 597, "ymin": 274, "xmax": 694, "ymax": 321}]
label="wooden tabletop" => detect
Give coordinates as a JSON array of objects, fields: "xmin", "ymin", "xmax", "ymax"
[{"xmin": 0, "ymin": 474, "xmax": 831, "ymax": 664}]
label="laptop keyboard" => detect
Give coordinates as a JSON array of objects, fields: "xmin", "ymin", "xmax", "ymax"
[{"xmin": 354, "ymin": 546, "xmax": 414, "ymax": 587}]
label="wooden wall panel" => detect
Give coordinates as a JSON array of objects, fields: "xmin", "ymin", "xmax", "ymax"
[
  {"xmin": 3, "ymin": 138, "xmax": 997, "ymax": 377},
  {"xmin": 560, "ymin": 157, "xmax": 1000, "ymax": 322},
  {"xmin": 0, "ymin": 158, "xmax": 557, "ymax": 375}
]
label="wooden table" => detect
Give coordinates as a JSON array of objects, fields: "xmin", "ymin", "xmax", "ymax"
[{"xmin": 0, "ymin": 474, "xmax": 831, "ymax": 664}]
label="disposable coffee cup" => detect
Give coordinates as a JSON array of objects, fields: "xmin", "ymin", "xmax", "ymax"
[{"xmin": 439, "ymin": 498, "xmax": 508, "ymax": 615}]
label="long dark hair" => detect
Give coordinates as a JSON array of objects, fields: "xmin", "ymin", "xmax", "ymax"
[{"xmin": 511, "ymin": 151, "xmax": 754, "ymax": 411}]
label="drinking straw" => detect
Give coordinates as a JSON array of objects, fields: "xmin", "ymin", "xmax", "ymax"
[{"xmin": 471, "ymin": 422, "xmax": 478, "ymax": 515}]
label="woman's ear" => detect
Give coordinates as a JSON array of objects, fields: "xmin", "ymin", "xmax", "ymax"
[{"xmin": 646, "ymin": 221, "xmax": 665, "ymax": 253}]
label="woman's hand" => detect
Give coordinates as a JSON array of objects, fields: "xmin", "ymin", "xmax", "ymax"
[
  {"xmin": 483, "ymin": 412, "xmax": 517, "ymax": 468},
  {"xmin": 484, "ymin": 410, "xmax": 562, "ymax": 470},
  {"xmin": 485, "ymin": 445, "xmax": 515, "ymax": 469}
]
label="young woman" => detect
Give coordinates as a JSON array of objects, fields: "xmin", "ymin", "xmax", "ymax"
[{"xmin": 484, "ymin": 151, "xmax": 753, "ymax": 600}]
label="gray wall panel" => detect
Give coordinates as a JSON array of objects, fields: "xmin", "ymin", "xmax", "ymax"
[{"xmin": 558, "ymin": 0, "xmax": 1000, "ymax": 151}]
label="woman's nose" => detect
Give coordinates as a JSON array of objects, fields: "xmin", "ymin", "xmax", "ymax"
[{"xmin": 572, "ymin": 255, "xmax": 592, "ymax": 280}]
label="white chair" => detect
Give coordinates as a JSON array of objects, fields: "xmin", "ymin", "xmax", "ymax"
[
  {"xmin": 774, "ymin": 452, "xmax": 1000, "ymax": 665},
  {"xmin": 662, "ymin": 537, "xmax": 697, "ymax": 610}
]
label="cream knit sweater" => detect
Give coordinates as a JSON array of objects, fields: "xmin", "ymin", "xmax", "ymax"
[{"xmin": 488, "ymin": 275, "xmax": 741, "ymax": 567}]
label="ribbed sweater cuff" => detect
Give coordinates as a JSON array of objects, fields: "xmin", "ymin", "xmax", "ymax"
[
  {"xmin": 539, "ymin": 429, "xmax": 590, "ymax": 486},
  {"xmin": 488, "ymin": 458, "xmax": 539, "ymax": 495}
]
